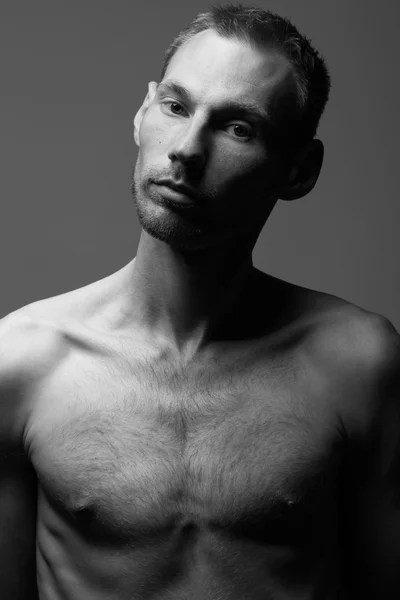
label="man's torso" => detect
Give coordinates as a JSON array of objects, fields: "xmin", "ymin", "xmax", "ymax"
[{"xmin": 8, "ymin": 267, "xmax": 380, "ymax": 599}]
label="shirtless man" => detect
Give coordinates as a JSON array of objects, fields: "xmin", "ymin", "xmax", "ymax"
[{"xmin": 1, "ymin": 4, "xmax": 399, "ymax": 599}]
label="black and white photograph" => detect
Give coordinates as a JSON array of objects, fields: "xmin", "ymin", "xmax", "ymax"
[{"xmin": 0, "ymin": 1, "xmax": 399, "ymax": 598}]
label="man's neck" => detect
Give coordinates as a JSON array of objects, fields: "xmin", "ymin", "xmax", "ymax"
[{"xmin": 120, "ymin": 230, "xmax": 256, "ymax": 357}]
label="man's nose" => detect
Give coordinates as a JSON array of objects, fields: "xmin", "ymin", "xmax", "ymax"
[{"xmin": 167, "ymin": 122, "xmax": 208, "ymax": 176}]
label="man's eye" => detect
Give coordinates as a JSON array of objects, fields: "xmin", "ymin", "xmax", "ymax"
[
  {"xmin": 225, "ymin": 123, "xmax": 254, "ymax": 140},
  {"xmin": 162, "ymin": 101, "xmax": 186, "ymax": 116}
]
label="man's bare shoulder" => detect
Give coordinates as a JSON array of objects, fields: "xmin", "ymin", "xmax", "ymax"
[
  {"xmin": 0, "ymin": 309, "xmax": 67, "ymax": 385},
  {"xmin": 300, "ymin": 289, "xmax": 398, "ymax": 367},
  {"xmin": 0, "ymin": 310, "xmax": 68, "ymax": 454},
  {"xmin": 291, "ymin": 283, "xmax": 400, "ymax": 434}
]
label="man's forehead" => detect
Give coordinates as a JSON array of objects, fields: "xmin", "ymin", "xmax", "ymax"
[{"xmin": 163, "ymin": 29, "xmax": 295, "ymax": 108}]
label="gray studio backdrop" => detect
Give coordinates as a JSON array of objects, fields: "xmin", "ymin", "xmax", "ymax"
[{"xmin": 1, "ymin": 0, "xmax": 399, "ymax": 329}]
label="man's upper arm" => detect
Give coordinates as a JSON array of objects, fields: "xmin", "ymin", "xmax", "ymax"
[
  {"xmin": 0, "ymin": 312, "xmax": 54, "ymax": 599},
  {"xmin": 0, "ymin": 453, "xmax": 38, "ymax": 599},
  {"xmin": 343, "ymin": 315, "xmax": 400, "ymax": 598}
]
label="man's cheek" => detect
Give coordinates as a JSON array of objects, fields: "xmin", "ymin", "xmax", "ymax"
[{"xmin": 141, "ymin": 113, "xmax": 169, "ymax": 149}]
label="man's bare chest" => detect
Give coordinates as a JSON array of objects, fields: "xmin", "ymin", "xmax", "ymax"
[{"xmin": 25, "ymin": 336, "xmax": 346, "ymax": 547}]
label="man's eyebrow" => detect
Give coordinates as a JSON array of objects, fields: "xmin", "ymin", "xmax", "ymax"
[
  {"xmin": 158, "ymin": 79, "xmax": 271, "ymax": 123},
  {"xmin": 158, "ymin": 79, "xmax": 192, "ymax": 99}
]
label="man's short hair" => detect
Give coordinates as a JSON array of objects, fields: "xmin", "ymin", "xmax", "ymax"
[{"xmin": 161, "ymin": 3, "xmax": 331, "ymax": 158}]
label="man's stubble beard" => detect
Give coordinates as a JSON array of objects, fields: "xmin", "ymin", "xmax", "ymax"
[
  {"xmin": 129, "ymin": 160, "xmax": 274, "ymax": 255},
  {"xmin": 129, "ymin": 162, "xmax": 212, "ymax": 252}
]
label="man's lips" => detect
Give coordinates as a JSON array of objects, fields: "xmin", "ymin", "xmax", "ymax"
[{"xmin": 153, "ymin": 179, "xmax": 200, "ymax": 205}]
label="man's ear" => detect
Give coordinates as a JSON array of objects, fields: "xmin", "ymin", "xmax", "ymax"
[
  {"xmin": 278, "ymin": 139, "xmax": 324, "ymax": 201},
  {"xmin": 133, "ymin": 81, "xmax": 159, "ymax": 147}
]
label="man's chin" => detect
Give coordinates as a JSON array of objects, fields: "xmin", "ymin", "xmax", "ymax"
[{"xmin": 136, "ymin": 206, "xmax": 211, "ymax": 252}]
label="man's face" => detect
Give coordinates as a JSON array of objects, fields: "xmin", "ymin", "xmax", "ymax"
[{"xmin": 132, "ymin": 29, "xmax": 296, "ymax": 251}]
